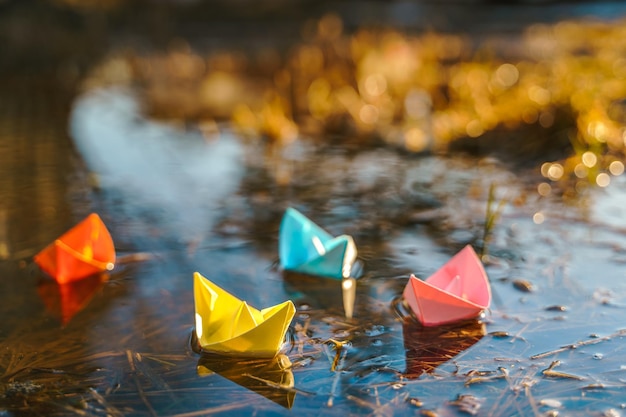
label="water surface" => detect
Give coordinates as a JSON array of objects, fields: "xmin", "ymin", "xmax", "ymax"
[{"xmin": 2, "ymin": 2, "xmax": 626, "ymax": 416}]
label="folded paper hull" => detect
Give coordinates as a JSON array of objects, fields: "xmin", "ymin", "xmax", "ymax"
[
  {"xmin": 194, "ymin": 272, "xmax": 296, "ymax": 358},
  {"xmin": 403, "ymin": 245, "xmax": 491, "ymax": 327},
  {"xmin": 279, "ymin": 208, "xmax": 357, "ymax": 279},
  {"xmin": 34, "ymin": 213, "xmax": 115, "ymax": 284}
]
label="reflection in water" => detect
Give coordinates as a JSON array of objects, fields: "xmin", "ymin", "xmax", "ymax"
[
  {"xmin": 283, "ymin": 271, "xmax": 350, "ymax": 316},
  {"xmin": 37, "ymin": 273, "xmax": 108, "ymax": 325},
  {"xmin": 282, "ymin": 260, "xmax": 363, "ymax": 319},
  {"xmin": 69, "ymin": 88, "xmax": 244, "ymax": 242},
  {"xmin": 403, "ymin": 317, "xmax": 486, "ymax": 379},
  {"xmin": 0, "ymin": 207, "xmax": 7, "ymax": 260},
  {"xmin": 197, "ymin": 353, "xmax": 296, "ymax": 409}
]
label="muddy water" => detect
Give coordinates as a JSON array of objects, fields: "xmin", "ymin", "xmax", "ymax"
[{"xmin": 1, "ymin": 80, "xmax": 626, "ymax": 416}]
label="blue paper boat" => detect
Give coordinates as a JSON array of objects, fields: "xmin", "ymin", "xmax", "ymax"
[{"xmin": 279, "ymin": 208, "xmax": 357, "ymax": 279}]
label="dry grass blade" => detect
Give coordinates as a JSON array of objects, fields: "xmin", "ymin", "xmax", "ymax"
[
  {"xmin": 327, "ymin": 347, "xmax": 348, "ymax": 408},
  {"xmin": 530, "ymin": 329, "xmax": 626, "ymax": 360},
  {"xmin": 465, "ymin": 368, "xmax": 508, "ymax": 386},
  {"xmin": 481, "ymin": 182, "xmax": 508, "ymax": 257},
  {"xmin": 541, "ymin": 360, "xmax": 584, "ymax": 380}
]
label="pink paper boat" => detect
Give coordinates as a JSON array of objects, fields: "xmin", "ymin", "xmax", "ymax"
[{"xmin": 403, "ymin": 245, "xmax": 491, "ymax": 327}]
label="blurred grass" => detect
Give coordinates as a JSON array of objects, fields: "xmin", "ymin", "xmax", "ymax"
[{"xmin": 76, "ymin": 12, "xmax": 626, "ymax": 197}]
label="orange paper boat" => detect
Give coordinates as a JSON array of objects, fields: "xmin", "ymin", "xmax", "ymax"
[
  {"xmin": 403, "ymin": 245, "xmax": 491, "ymax": 327},
  {"xmin": 34, "ymin": 213, "xmax": 115, "ymax": 284}
]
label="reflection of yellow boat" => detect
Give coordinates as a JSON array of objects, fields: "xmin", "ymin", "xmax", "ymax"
[
  {"xmin": 197, "ymin": 353, "xmax": 296, "ymax": 409},
  {"xmin": 193, "ymin": 272, "xmax": 296, "ymax": 358},
  {"xmin": 37, "ymin": 273, "xmax": 108, "ymax": 325},
  {"xmin": 403, "ymin": 318, "xmax": 485, "ymax": 379}
]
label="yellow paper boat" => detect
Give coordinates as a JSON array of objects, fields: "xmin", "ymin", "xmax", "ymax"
[{"xmin": 193, "ymin": 272, "xmax": 296, "ymax": 358}]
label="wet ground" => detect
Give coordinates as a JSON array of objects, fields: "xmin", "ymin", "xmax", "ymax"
[{"xmin": 2, "ymin": 1, "xmax": 626, "ymax": 416}]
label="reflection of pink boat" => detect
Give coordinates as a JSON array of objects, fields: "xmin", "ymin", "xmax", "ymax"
[
  {"xmin": 403, "ymin": 318, "xmax": 485, "ymax": 378},
  {"xmin": 403, "ymin": 245, "xmax": 491, "ymax": 327}
]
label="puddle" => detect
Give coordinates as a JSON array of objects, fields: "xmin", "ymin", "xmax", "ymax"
[
  {"xmin": 2, "ymin": 84, "xmax": 625, "ymax": 416},
  {"xmin": 3, "ymin": 3, "xmax": 626, "ymax": 415}
]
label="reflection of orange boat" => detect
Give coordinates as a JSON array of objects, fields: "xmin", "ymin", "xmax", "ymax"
[
  {"xmin": 37, "ymin": 273, "xmax": 108, "ymax": 325},
  {"xmin": 34, "ymin": 213, "xmax": 115, "ymax": 284},
  {"xmin": 403, "ymin": 245, "xmax": 491, "ymax": 327},
  {"xmin": 197, "ymin": 353, "xmax": 296, "ymax": 409},
  {"xmin": 403, "ymin": 318, "xmax": 485, "ymax": 379}
]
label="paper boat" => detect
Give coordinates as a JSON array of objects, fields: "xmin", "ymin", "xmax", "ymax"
[
  {"xmin": 37, "ymin": 273, "xmax": 108, "ymax": 325},
  {"xmin": 34, "ymin": 213, "xmax": 115, "ymax": 284},
  {"xmin": 194, "ymin": 272, "xmax": 296, "ymax": 358},
  {"xmin": 403, "ymin": 245, "xmax": 491, "ymax": 327},
  {"xmin": 197, "ymin": 353, "xmax": 295, "ymax": 409},
  {"xmin": 279, "ymin": 208, "xmax": 357, "ymax": 279}
]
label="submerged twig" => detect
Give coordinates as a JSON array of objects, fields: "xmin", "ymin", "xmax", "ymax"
[
  {"xmin": 4, "ymin": 367, "xmax": 69, "ymax": 382},
  {"xmin": 510, "ymin": 323, "xmax": 530, "ymax": 344},
  {"xmin": 126, "ymin": 350, "xmax": 157, "ymax": 417},
  {"xmin": 524, "ymin": 384, "xmax": 542, "ymax": 417},
  {"xmin": 88, "ymin": 388, "xmax": 125, "ymax": 417}
]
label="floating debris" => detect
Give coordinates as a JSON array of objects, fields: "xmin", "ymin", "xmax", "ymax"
[
  {"xmin": 541, "ymin": 360, "xmax": 584, "ymax": 380},
  {"xmin": 449, "ymin": 394, "xmax": 482, "ymax": 415},
  {"xmin": 582, "ymin": 383, "xmax": 606, "ymax": 390},
  {"xmin": 407, "ymin": 397, "xmax": 423, "ymax": 407},
  {"xmin": 465, "ymin": 368, "xmax": 508, "ymax": 386},
  {"xmin": 512, "ymin": 279, "xmax": 535, "ymax": 293},
  {"xmin": 2, "ymin": 381, "xmax": 43, "ymax": 398},
  {"xmin": 545, "ymin": 305, "xmax": 568, "ymax": 312},
  {"xmin": 539, "ymin": 399, "xmax": 563, "ymax": 408}
]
